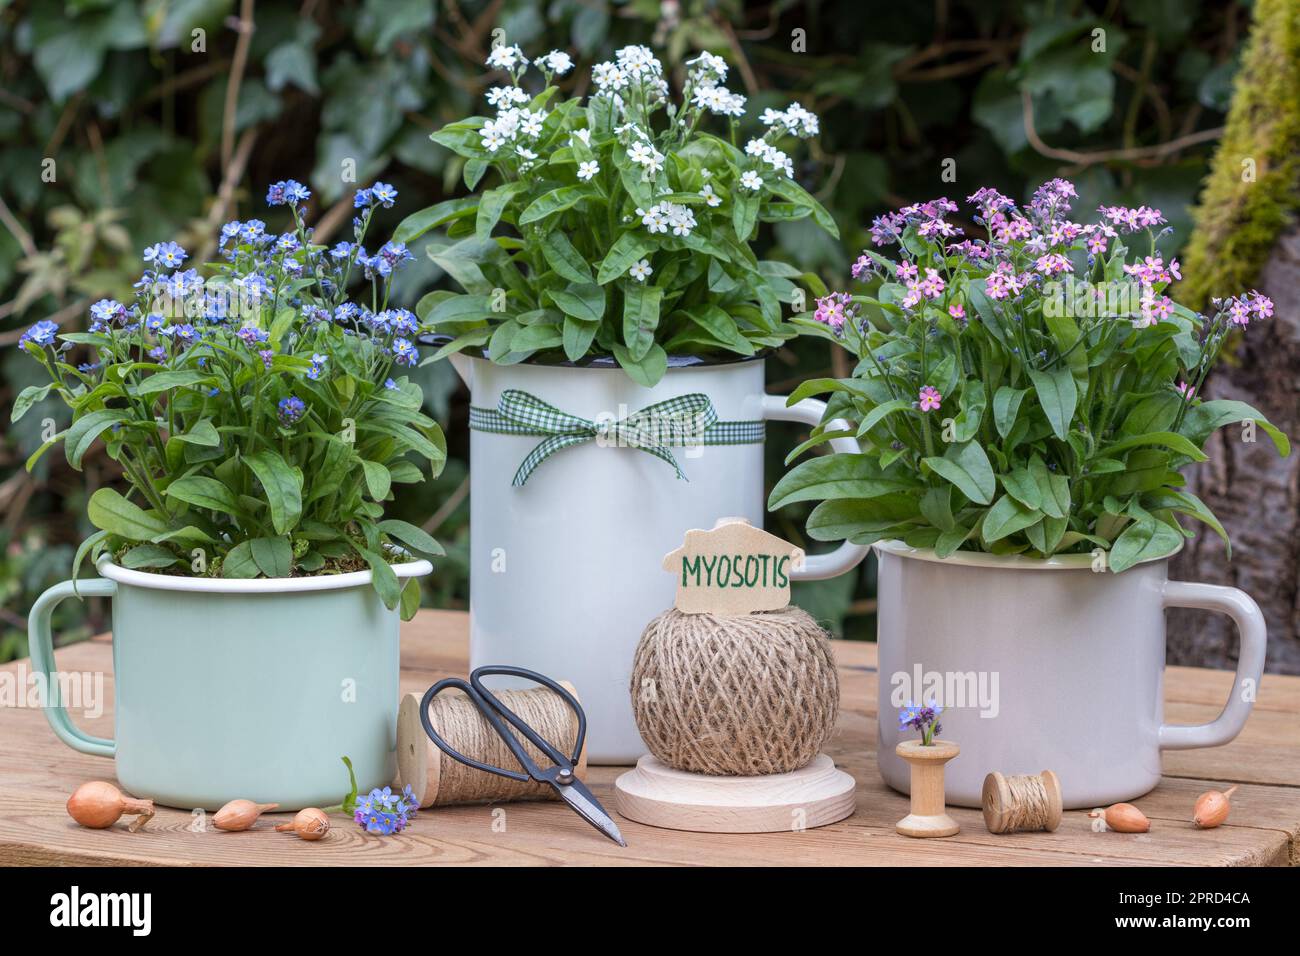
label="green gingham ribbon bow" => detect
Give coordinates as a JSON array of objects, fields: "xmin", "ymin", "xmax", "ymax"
[{"xmin": 469, "ymin": 388, "xmax": 765, "ymax": 486}]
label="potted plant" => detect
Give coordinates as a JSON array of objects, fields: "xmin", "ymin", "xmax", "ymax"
[
  {"xmin": 399, "ymin": 44, "xmax": 865, "ymax": 760},
  {"xmin": 770, "ymin": 180, "xmax": 1290, "ymax": 807},
  {"xmin": 18, "ymin": 180, "xmax": 446, "ymax": 810}
]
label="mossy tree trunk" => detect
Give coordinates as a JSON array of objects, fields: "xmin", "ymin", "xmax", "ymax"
[{"xmin": 1169, "ymin": 0, "xmax": 1300, "ymax": 673}]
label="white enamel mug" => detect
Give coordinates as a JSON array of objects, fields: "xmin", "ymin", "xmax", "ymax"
[
  {"xmin": 873, "ymin": 541, "xmax": 1267, "ymax": 808},
  {"xmin": 445, "ymin": 352, "xmax": 866, "ymax": 762}
]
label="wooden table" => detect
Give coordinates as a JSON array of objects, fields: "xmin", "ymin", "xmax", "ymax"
[{"xmin": 2, "ymin": 610, "xmax": 1297, "ymax": 866}]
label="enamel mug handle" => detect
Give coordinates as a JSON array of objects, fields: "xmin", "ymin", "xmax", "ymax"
[
  {"xmin": 1158, "ymin": 580, "xmax": 1267, "ymax": 750},
  {"xmin": 27, "ymin": 578, "xmax": 117, "ymax": 757},
  {"xmin": 762, "ymin": 393, "xmax": 870, "ymax": 580}
]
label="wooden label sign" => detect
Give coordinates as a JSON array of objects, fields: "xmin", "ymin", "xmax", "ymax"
[{"xmin": 662, "ymin": 517, "xmax": 805, "ymax": 616}]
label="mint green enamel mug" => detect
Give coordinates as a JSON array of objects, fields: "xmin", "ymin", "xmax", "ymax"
[{"xmin": 27, "ymin": 558, "xmax": 431, "ymax": 811}]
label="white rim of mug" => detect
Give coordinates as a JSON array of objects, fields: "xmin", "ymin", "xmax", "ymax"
[
  {"xmin": 872, "ymin": 537, "xmax": 1183, "ymax": 571},
  {"xmin": 95, "ymin": 556, "xmax": 433, "ymax": 593}
]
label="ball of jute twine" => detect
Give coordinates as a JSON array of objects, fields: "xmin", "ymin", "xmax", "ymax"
[{"xmin": 630, "ymin": 606, "xmax": 839, "ymax": 776}]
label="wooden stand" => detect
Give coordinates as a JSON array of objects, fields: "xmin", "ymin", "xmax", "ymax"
[
  {"xmin": 895, "ymin": 740, "xmax": 960, "ymax": 838},
  {"xmin": 613, "ymin": 753, "xmax": 856, "ymax": 833}
]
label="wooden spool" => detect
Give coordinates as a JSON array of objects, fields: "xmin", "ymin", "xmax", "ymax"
[
  {"xmin": 613, "ymin": 753, "xmax": 855, "ymax": 833},
  {"xmin": 396, "ymin": 682, "xmax": 588, "ymax": 808},
  {"xmin": 895, "ymin": 740, "xmax": 960, "ymax": 838},
  {"xmin": 982, "ymin": 770, "xmax": 1063, "ymax": 834}
]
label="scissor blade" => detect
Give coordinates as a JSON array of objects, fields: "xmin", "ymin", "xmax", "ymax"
[{"xmin": 553, "ymin": 779, "xmax": 627, "ymax": 847}]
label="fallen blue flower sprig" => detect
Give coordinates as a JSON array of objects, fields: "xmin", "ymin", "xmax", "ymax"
[
  {"xmin": 354, "ymin": 786, "xmax": 419, "ymax": 836},
  {"xmin": 336, "ymin": 755, "xmax": 418, "ymax": 836}
]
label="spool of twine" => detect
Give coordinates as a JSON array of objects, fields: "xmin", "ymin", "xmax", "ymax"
[
  {"xmin": 982, "ymin": 770, "xmax": 1063, "ymax": 833},
  {"xmin": 630, "ymin": 606, "xmax": 839, "ymax": 776},
  {"xmin": 396, "ymin": 682, "xmax": 587, "ymax": 808}
]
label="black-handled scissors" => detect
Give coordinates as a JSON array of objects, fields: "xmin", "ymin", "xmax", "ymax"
[{"xmin": 419, "ymin": 665, "xmax": 626, "ymax": 847}]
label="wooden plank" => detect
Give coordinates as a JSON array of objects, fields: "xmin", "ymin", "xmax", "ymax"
[{"xmin": 0, "ymin": 610, "xmax": 1296, "ymax": 867}]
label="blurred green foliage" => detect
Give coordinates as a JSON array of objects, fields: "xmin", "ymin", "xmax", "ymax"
[{"xmin": 0, "ymin": 0, "xmax": 1255, "ymax": 655}]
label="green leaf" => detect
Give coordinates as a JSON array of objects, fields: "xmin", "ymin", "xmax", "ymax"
[
  {"xmin": 151, "ymin": 525, "xmax": 215, "ymax": 547},
  {"xmin": 511, "ymin": 322, "xmax": 563, "ymax": 352},
  {"xmin": 540, "ymin": 232, "xmax": 594, "ymax": 284},
  {"xmin": 999, "ymin": 468, "xmax": 1043, "ymax": 510},
  {"xmin": 1028, "ymin": 455, "xmax": 1070, "ymax": 518},
  {"xmin": 981, "ymin": 495, "xmax": 1042, "ymax": 544},
  {"xmin": 805, "ymin": 495, "xmax": 920, "ymax": 541},
  {"xmin": 622, "ymin": 283, "xmax": 663, "ymax": 361},
  {"xmin": 1179, "ymin": 399, "xmax": 1290, "ymax": 457},
  {"xmin": 87, "ymin": 488, "xmax": 168, "ymax": 541},
  {"xmin": 1121, "ymin": 393, "xmax": 1180, "ymax": 436},
  {"xmin": 923, "ymin": 441, "xmax": 995, "ymax": 505},
  {"xmin": 428, "ymin": 327, "xmax": 491, "ymax": 361},
  {"xmin": 919, "ymin": 486, "xmax": 955, "ymax": 531},
  {"xmin": 1026, "ymin": 365, "xmax": 1077, "ymax": 441},
  {"xmin": 784, "ymin": 429, "xmax": 855, "ymax": 465},
  {"xmin": 356, "ymin": 420, "xmax": 445, "ymax": 464},
  {"xmin": 769, "ymin": 454, "xmax": 917, "ymax": 510},
  {"xmin": 400, "ymin": 577, "xmax": 422, "ymax": 622},
  {"xmin": 611, "ymin": 342, "xmax": 667, "ymax": 388},
  {"xmin": 378, "ymin": 519, "xmax": 445, "ymax": 557},
  {"xmin": 244, "ymin": 451, "xmax": 303, "ymax": 536},
  {"xmin": 549, "ymin": 282, "xmax": 605, "ymax": 323},
  {"xmin": 596, "ymin": 232, "xmax": 652, "ymax": 285},
  {"xmin": 733, "ymin": 190, "xmax": 760, "ymax": 241},
  {"xmin": 1106, "ymin": 448, "xmax": 1174, "ymax": 496},
  {"xmin": 11, "ymin": 384, "xmax": 53, "ymax": 423},
  {"xmin": 555, "ymin": 315, "xmax": 594, "ymax": 362},
  {"xmin": 341, "ymin": 756, "xmax": 360, "ymax": 814},
  {"xmin": 935, "ymin": 525, "xmax": 973, "ymax": 558},
  {"xmin": 134, "ymin": 369, "xmax": 218, "ymax": 396},
  {"xmin": 72, "ymin": 530, "xmax": 110, "ymax": 594},
  {"xmin": 765, "ymin": 176, "xmax": 839, "ymax": 237},
  {"xmin": 518, "ymin": 185, "xmax": 596, "ymax": 225},
  {"xmin": 675, "ymin": 303, "xmax": 755, "ymax": 355},
  {"xmin": 1026, "ymin": 513, "xmax": 1068, "ymax": 554},
  {"xmin": 1109, "ymin": 518, "xmax": 1183, "ymax": 573},
  {"xmin": 361, "ymin": 460, "xmax": 391, "ymax": 501},
  {"xmin": 1098, "ymin": 430, "xmax": 1207, "ymax": 462},
  {"xmin": 857, "ymin": 399, "xmax": 913, "ymax": 437},
  {"xmin": 1142, "ymin": 490, "xmax": 1230, "ymax": 554},
  {"xmin": 394, "ymin": 196, "xmax": 477, "ymax": 243},
  {"xmin": 65, "ymin": 409, "xmax": 128, "ymax": 469},
  {"xmin": 165, "ymin": 476, "xmax": 241, "ymax": 513},
  {"xmin": 475, "ymin": 182, "xmax": 526, "ymax": 241},
  {"xmin": 121, "ymin": 544, "xmax": 181, "ymax": 570},
  {"xmin": 951, "ymin": 381, "xmax": 986, "ymax": 443},
  {"xmin": 172, "ymin": 419, "xmax": 221, "ymax": 447},
  {"xmin": 221, "ymin": 540, "xmax": 260, "ymax": 578},
  {"xmin": 357, "ymin": 546, "xmax": 400, "ymax": 609},
  {"xmin": 250, "ymin": 536, "xmax": 292, "ymax": 578}
]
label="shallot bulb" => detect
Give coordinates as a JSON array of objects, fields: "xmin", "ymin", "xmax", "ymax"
[
  {"xmin": 1193, "ymin": 786, "xmax": 1238, "ymax": 829},
  {"xmin": 213, "ymin": 799, "xmax": 279, "ymax": 832},
  {"xmin": 1089, "ymin": 803, "xmax": 1150, "ymax": 833},
  {"xmin": 67, "ymin": 781, "xmax": 155, "ymax": 832},
  {"xmin": 275, "ymin": 807, "xmax": 330, "ymax": 841}
]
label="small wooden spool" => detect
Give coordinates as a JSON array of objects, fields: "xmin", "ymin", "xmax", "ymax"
[
  {"xmin": 613, "ymin": 753, "xmax": 855, "ymax": 833},
  {"xmin": 895, "ymin": 740, "xmax": 960, "ymax": 838},
  {"xmin": 982, "ymin": 770, "xmax": 1063, "ymax": 834},
  {"xmin": 396, "ymin": 682, "xmax": 587, "ymax": 808}
]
